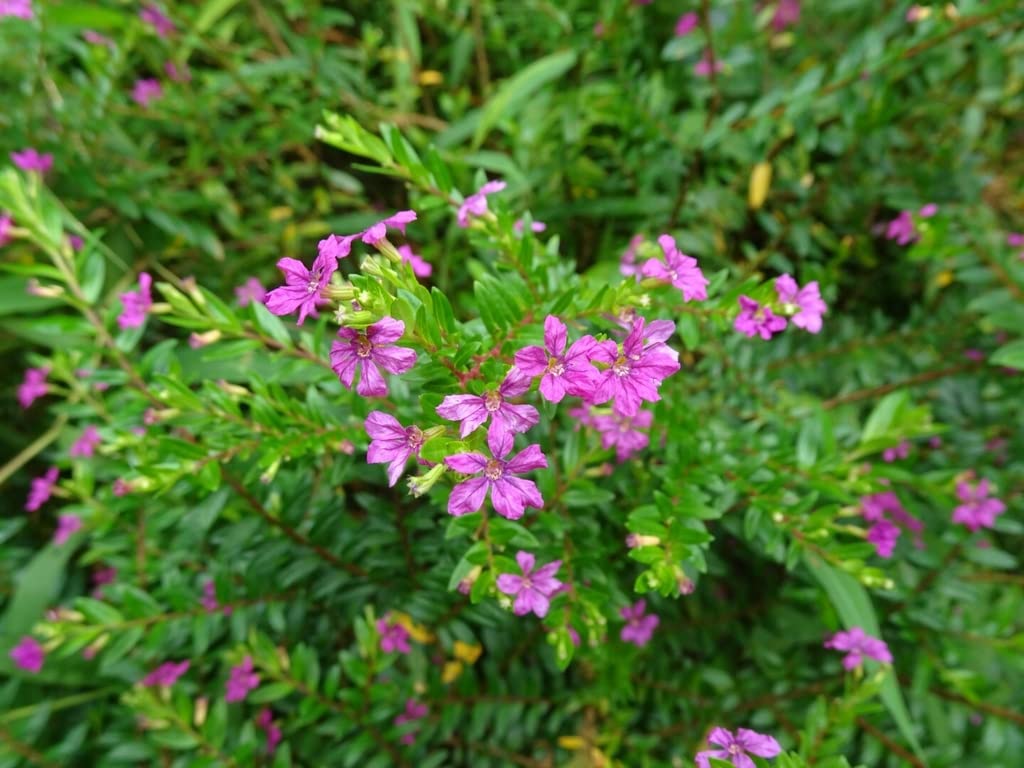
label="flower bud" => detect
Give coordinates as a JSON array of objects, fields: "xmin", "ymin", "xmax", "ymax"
[
  {"xmin": 408, "ymin": 463, "xmax": 446, "ymax": 497},
  {"xmin": 193, "ymin": 697, "xmax": 209, "ymax": 727}
]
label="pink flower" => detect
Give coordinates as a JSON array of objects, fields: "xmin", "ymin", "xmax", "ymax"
[
  {"xmin": 824, "ymin": 627, "xmax": 892, "ymax": 669},
  {"xmin": 770, "ymin": 0, "xmax": 800, "ymax": 31},
  {"xmin": 377, "ymin": 617, "xmax": 411, "ymax": 654},
  {"xmin": 642, "ymin": 234, "xmax": 708, "ymax": 301},
  {"xmin": 860, "ymin": 491, "xmax": 922, "ymax": 556},
  {"xmin": 225, "ymin": 656, "xmax": 260, "ymax": 702},
  {"xmin": 919, "ymin": 203, "xmax": 938, "ymax": 218},
  {"xmin": 620, "ymin": 234, "xmax": 644, "ymax": 277},
  {"xmin": 10, "ymin": 148, "xmax": 52, "ymax": 174},
  {"xmin": 113, "ymin": 478, "xmax": 133, "ymax": 497},
  {"xmin": 885, "ymin": 210, "xmax": 918, "ymax": 245},
  {"xmin": 70, "ymin": 426, "xmax": 102, "ymax": 458},
  {"xmin": 83, "ymin": 30, "xmax": 113, "ymax": 46},
  {"xmin": 675, "ymin": 12, "xmax": 699, "ymax": 36},
  {"xmin": 619, "ymin": 600, "xmax": 659, "ymax": 647},
  {"xmin": 9, "ymin": 636, "xmax": 44, "ymax": 672},
  {"xmin": 590, "ymin": 317, "xmax": 681, "ymax": 417},
  {"xmin": 256, "ymin": 708, "xmax": 282, "ymax": 752},
  {"xmin": 164, "ymin": 61, "xmax": 191, "ymax": 82},
  {"xmin": 513, "ymin": 218, "xmax": 547, "ymax": 235},
  {"xmin": 436, "ymin": 368, "xmax": 539, "ymax": 443},
  {"xmin": 593, "ymin": 21, "xmax": 605, "ymax": 37},
  {"xmin": 734, "ymin": 296, "xmax": 787, "ymax": 340},
  {"xmin": 0, "ymin": 0, "xmax": 33, "ymax": 19},
  {"xmin": 18, "ymin": 366, "xmax": 49, "ymax": 408},
  {"xmin": 444, "ymin": 431, "xmax": 547, "ymax": 520},
  {"xmin": 234, "ymin": 277, "xmax": 266, "ymax": 307},
  {"xmin": 54, "ymin": 514, "xmax": 82, "ymax": 545},
  {"xmin": 514, "ymin": 316, "xmax": 600, "ymax": 404},
  {"xmin": 696, "ymin": 727, "xmax": 781, "ymax": 768},
  {"xmin": 118, "ymin": 272, "xmax": 153, "ymax": 329},
  {"xmin": 457, "ymin": 180, "xmax": 506, "ymax": 227},
  {"xmin": 25, "ymin": 467, "xmax": 58, "ymax": 512},
  {"xmin": 496, "ymin": 551, "xmax": 563, "ymax": 618},
  {"xmin": 140, "ymin": 4, "xmax": 175, "ymax": 36},
  {"xmin": 592, "ymin": 408, "xmax": 652, "ymax": 462},
  {"xmin": 132, "ymin": 78, "xmax": 163, "ymax": 107},
  {"xmin": 330, "ymin": 317, "xmax": 417, "ymax": 397},
  {"xmin": 394, "ymin": 699, "xmax": 428, "ymax": 745},
  {"xmin": 694, "ymin": 51, "xmax": 723, "ymax": 77},
  {"xmin": 68, "ymin": 234, "xmax": 84, "ymax": 251},
  {"xmin": 774, "ymin": 274, "xmax": 827, "ymax": 333},
  {"xmin": 365, "ymin": 411, "xmax": 426, "ymax": 487},
  {"xmin": 360, "ymin": 210, "xmax": 417, "ymax": 245},
  {"xmin": 1008, "ymin": 233, "xmax": 1024, "ymax": 259},
  {"xmin": 0, "ymin": 212, "xmax": 11, "ymax": 246},
  {"xmin": 882, "ymin": 439, "xmax": 910, "ymax": 463},
  {"xmin": 92, "ymin": 567, "xmax": 117, "ymax": 595},
  {"xmin": 905, "ymin": 4, "xmax": 926, "ymax": 22},
  {"xmin": 141, "ymin": 660, "xmax": 190, "ymax": 687},
  {"xmin": 265, "ymin": 237, "xmax": 348, "ymax": 324},
  {"xmin": 953, "ymin": 478, "xmax": 1006, "ymax": 532},
  {"xmin": 866, "ymin": 518, "xmax": 901, "ymax": 558},
  {"xmin": 397, "ymin": 244, "xmax": 432, "ymax": 278},
  {"xmin": 201, "ymin": 579, "xmax": 219, "ymax": 612}
]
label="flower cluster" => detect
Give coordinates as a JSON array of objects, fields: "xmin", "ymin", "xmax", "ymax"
[
  {"xmin": 884, "ymin": 203, "xmax": 937, "ymax": 245},
  {"xmin": 952, "ymin": 478, "xmax": 1005, "ymax": 532},
  {"xmin": 860, "ymin": 492, "xmax": 923, "ymax": 558},
  {"xmin": 824, "ymin": 626, "xmax": 892, "ymax": 669},
  {"xmin": 696, "ymin": 727, "xmax": 781, "ymax": 768},
  {"xmin": 225, "ymin": 656, "xmax": 260, "ymax": 702},
  {"xmin": 735, "ymin": 274, "xmax": 827, "ymax": 340}
]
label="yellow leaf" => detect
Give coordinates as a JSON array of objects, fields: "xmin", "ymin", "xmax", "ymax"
[
  {"xmin": 441, "ymin": 661, "xmax": 463, "ymax": 684},
  {"xmin": 453, "ymin": 640, "xmax": 482, "ymax": 665},
  {"xmin": 418, "ymin": 70, "xmax": 443, "ymax": 86},
  {"xmin": 391, "ymin": 611, "xmax": 435, "ymax": 643},
  {"xmin": 935, "ymin": 270, "xmax": 954, "ymax": 287},
  {"xmin": 558, "ymin": 736, "xmax": 585, "ymax": 750},
  {"xmin": 748, "ymin": 162, "xmax": 772, "ymax": 210}
]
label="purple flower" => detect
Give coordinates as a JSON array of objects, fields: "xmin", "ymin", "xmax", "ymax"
[
  {"xmin": 265, "ymin": 237, "xmax": 349, "ymax": 324},
  {"xmin": 592, "ymin": 408, "xmax": 652, "ymax": 462},
  {"xmin": 953, "ymin": 478, "xmax": 1006, "ymax": 532},
  {"xmin": 140, "ymin": 4, "xmax": 175, "ymax": 36},
  {"xmin": 619, "ymin": 600, "xmax": 659, "ymax": 647},
  {"xmin": 141, "ymin": 660, "xmax": 190, "ymax": 687},
  {"xmin": 113, "ymin": 478, "xmax": 133, "ymax": 497},
  {"xmin": 132, "ymin": 78, "xmax": 163, "ymax": 107},
  {"xmin": 225, "ymin": 656, "xmax": 260, "ymax": 702},
  {"xmin": 10, "ymin": 148, "xmax": 52, "ymax": 174},
  {"xmin": 54, "ymin": 514, "xmax": 82, "ymax": 545},
  {"xmin": 824, "ymin": 627, "xmax": 892, "ymax": 669},
  {"xmin": 83, "ymin": 30, "xmax": 114, "ymax": 46},
  {"xmin": 620, "ymin": 234, "xmax": 644, "ymax": 277},
  {"xmin": 330, "ymin": 317, "xmax": 417, "ymax": 397},
  {"xmin": 118, "ymin": 272, "xmax": 153, "ymax": 329},
  {"xmin": 885, "ymin": 210, "xmax": 918, "ymax": 245},
  {"xmin": 164, "ymin": 61, "xmax": 191, "ymax": 82},
  {"xmin": 68, "ymin": 234, "xmax": 84, "ymax": 251},
  {"xmin": 882, "ymin": 440, "xmax": 910, "ymax": 463},
  {"xmin": 360, "ymin": 210, "xmax": 417, "ymax": 245},
  {"xmin": 675, "ymin": 11, "xmax": 699, "ymax": 36},
  {"xmin": 496, "ymin": 551, "xmax": 563, "ymax": 618},
  {"xmin": 256, "ymin": 709, "xmax": 282, "ymax": 753},
  {"xmin": 18, "ymin": 366, "xmax": 49, "ymax": 408},
  {"xmin": 694, "ymin": 51, "xmax": 723, "ymax": 77},
  {"xmin": 394, "ymin": 699, "xmax": 428, "ymax": 745},
  {"xmin": 866, "ymin": 518, "xmax": 901, "ymax": 558},
  {"xmin": 774, "ymin": 274, "xmax": 827, "ymax": 333},
  {"xmin": 377, "ymin": 617, "xmax": 411, "ymax": 654},
  {"xmin": 1008, "ymin": 233, "xmax": 1024, "ymax": 247},
  {"xmin": 860, "ymin": 491, "xmax": 922, "ymax": 556},
  {"xmin": 201, "ymin": 579, "xmax": 225, "ymax": 613},
  {"xmin": 770, "ymin": 0, "xmax": 800, "ymax": 31},
  {"xmin": 642, "ymin": 235, "xmax": 709, "ymax": 302},
  {"xmin": 514, "ymin": 316, "xmax": 600, "ymax": 404},
  {"xmin": 919, "ymin": 203, "xmax": 938, "ymax": 218},
  {"xmin": 0, "ymin": 212, "xmax": 11, "ymax": 246},
  {"xmin": 9, "ymin": 636, "xmax": 44, "ymax": 673},
  {"xmin": 444, "ymin": 431, "xmax": 547, "ymax": 520},
  {"xmin": 590, "ymin": 317, "xmax": 681, "ymax": 417},
  {"xmin": 70, "ymin": 426, "xmax": 102, "ymax": 458},
  {"xmin": 457, "ymin": 180, "xmax": 506, "ymax": 228},
  {"xmin": 365, "ymin": 411, "xmax": 425, "ymax": 487},
  {"xmin": 234, "ymin": 277, "xmax": 266, "ymax": 307},
  {"xmin": 25, "ymin": 467, "xmax": 58, "ymax": 512},
  {"xmin": 0, "ymin": 0, "xmax": 33, "ymax": 19},
  {"xmin": 734, "ymin": 296, "xmax": 787, "ymax": 340},
  {"xmin": 513, "ymin": 218, "xmax": 547, "ymax": 235},
  {"xmin": 436, "ymin": 368, "xmax": 539, "ymax": 443},
  {"xmin": 397, "ymin": 244, "xmax": 432, "ymax": 278},
  {"xmin": 695, "ymin": 727, "xmax": 782, "ymax": 768}
]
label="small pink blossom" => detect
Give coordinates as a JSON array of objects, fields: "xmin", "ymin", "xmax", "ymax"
[
  {"xmin": 734, "ymin": 296, "xmax": 787, "ymax": 340},
  {"xmin": 885, "ymin": 210, "xmax": 918, "ymax": 245},
  {"xmin": 496, "ymin": 551, "xmax": 563, "ymax": 618},
  {"xmin": 360, "ymin": 210, "xmax": 417, "ymax": 245},
  {"xmin": 25, "ymin": 467, "xmax": 58, "ymax": 512},
  {"xmin": 675, "ymin": 11, "xmax": 699, "ymax": 36},
  {"xmin": 694, "ymin": 51, "xmax": 723, "ymax": 77},
  {"xmin": 132, "ymin": 78, "xmax": 163, "ymax": 107},
  {"xmin": 620, "ymin": 234, "xmax": 645, "ymax": 278},
  {"xmin": 953, "ymin": 478, "xmax": 1006, "ymax": 532},
  {"xmin": 18, "ymin": 366, "xmax": 49, "ymax": 408},
  {"xmin": 593, "ymin": 21, "xmax": 606, "ymax": 37},
  {"xmin": 265, "ymin": 237, "xmax": 349, "ymax": 324},
  {"xmin": 397, "ymin": 244, "xmax": 432, "ymax": 278},
  {"xmin": 860, "ymin": 491, "xmax": 923, "ymax": 556},
  {"xmin": 590, "ymin": 317, "xmax": 681, "ymax": 417},
  {"xmin": 642, "ymin": 234, "xmax": 708, "ymax": 301},
  {"xmin": 118, "ymin": 272, "xmax": 153, "ymax": 329},
  {"xmin": 592, "ymin": 408, "xmax": 652, "ymax": 462},
  {"xmin": 696, "ymin": 727, "xmax": 781, "ymax": 768},
  {"xmin": 113, "ymin": 478, "xmax": 133, "ymax": 497},
  {"xmin": 225, "ymin": 656, "xmax": 260, "ymax": 702},
  {"xmin": 394, "ymin": 699, "xmax": 428, "ymax": 745},
  {"xmin": 514, "ymin": 316, "xmax": 600, "ymax": 404},
  {"xmin": 775, "ymin": 274, "xmax": 827, "ymax": 333},
  {"xmin": 919, "ymin": 203, "xmax": 938, "ymax": 218},
  {"xmin": 619, "ymin": 600, "xmax": 659, "ymax": 647},
  {"xmin": 54, "ymin": 514, "xmax": 82, "ymax": 545},
  {"xmin": 0, "ymin": 212, "xmax": 11, "ymax": 246},
  {"xmin": 905, "ymin": 4, "xmax": 926, "ymax": 22},
  {"xmin": 330, "ymin": 317, "xmax": 417, "ymax": 397},
  {"xmin": 0, "ymin": 0, "xmax": 33, "ymax": 19},
  {"xmin": 92, "ymin": 566, "xmax": 117, "ymax": 597},
  {"xmin": 201, "ymin": 579, "xmax": 219, "ymax": 612},
  {"xmin": 444, "ymin": 431, "xmax": 547, "ymax": 520},
  {"xmin": 365, "ymin": 412, "xmax": 426, "ymax": 487},
  {"xmin": 436, "ymin": 367, "xmax": 539, "ymax": 443},
  {"xmin": 1008, "ymin": 232, "xmax": 1024, "ymax": 259},
  {"xmin": 68, "ymin": 234, "xmax": 84, "ymax": 251},
  {"xmin": 770, "ymin": 0, "xmax": 800, "ymax": 31},
  {"xmin": 10, "ymin": 148, "xmax": 52, "ymax": 174},
  {"xmin": 9, "ymin": 636, "xmax": 44, "ymax": 673},
  {"xmin": 163, "ymin": 61, "xmax": 191, "ymax": 82},
  {"xmin": 140, "ymin": 4, "xmax": 175, "ymax": 36},
  {"xmin": 83, "ymin": 30, "xmax": 113, "ymax": 46},
  {"xmin": 882, "ymin": 440, "xmax": 909, "ymax": 463},
  {"xmin": 457, "ymin": 180, "xmax": 505, "ymax": 227},
  {"xmin": 70, "ymin": 425, "xmax": 102, "ymax": 458},
  {"xmin": 513, "ymin": 218, "xmax": 547, "ymax": 235},
  {"xmin": 256, "ymin": 708, "xmax": 282, "ymax": 753},
  {"xmin": 377, "ymin": 617, "xmax": 412, "ymax": 654},
  {"xmin": 825, "ymin": 627, "xmax": 892, "ymax": 669},
  {"xmin": 141, "ymin": 660, "xmax": 190, "ymax": 687}
]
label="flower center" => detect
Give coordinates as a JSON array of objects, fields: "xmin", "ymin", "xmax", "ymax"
[
  {"xmin": 612, "ymin": 355, "xmax": 631, "ymax": 377},
  {"xmin": 484, "ymin": 390, "xmax": 503, "ymax": 412},
  {"xmin": 484, "ymin": 459, "xmax": 504, "ymax": 480},
  {"xmin": 306, "ymin": 270, "xmax": 321, "ymax": 295},
  {"xmin": 355, "ymin": 335, "xmax": 373, "ymax": 358},
  {"xmin": 782, "ymin": 301, "xmax": 798, "ymax": 315},
  {"xmin": 727, "ymin": 744, "xmax": 742, "ymax": 756},
  {"xmin": 407, "ymin": 426, "xmax": 424, "ymax": 451},
  {"xmin": 545, "ymin": 357, "xmax": 565, "ymax": 376}
]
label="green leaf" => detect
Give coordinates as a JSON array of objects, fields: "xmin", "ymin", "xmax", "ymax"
[
  {"xmin": 0, "ymin": 544, "xmax": 75, "ymax": 672},
  {"xmin": 990, "ymin": 339, "xmax": 1024, "ymax": 370},
  {"xmin": 193, "ymin": 0, "xmax": 243, "ymax": 35}
]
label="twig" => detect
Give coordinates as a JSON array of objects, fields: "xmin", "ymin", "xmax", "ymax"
[{"xmin": 855, "ymin": 717, "xmax": 925, "ymax": 768}]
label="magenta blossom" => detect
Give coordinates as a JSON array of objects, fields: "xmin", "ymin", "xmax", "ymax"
[
  {"xmin": 140, "ymin": 4, "xmax": 174, "ymax": 36},
  {"xmin": 885, "ymin": 210, "xmax": 918, "ymax": 245},
  {"xmin": 113, "ymin": 478, "xmax": 133, "ymax": 497},
  {"xmin": 919, "ymin": 203, "xmax": 938, "ymax": 218},
  {"xmin": 18, "ymin": 366, "xmax": 49, "ymax": 408},
  {"xmin": 164, "ymin": 61, "xmax": 190, "ymax": 82},
  {"xmin": 734, "ymin": 296, "xmax": 787, "ymax": 340},
  {"xmin": 1008, "ymin": 232, "xmax": 1024, "ymax": 259},
  {"xmin": 882, "ymin": 440, "xmax": 910, "ymax": 463},
  {"xmin": 696, "ymin": 727, "xmax": 781, "ymax": 768},
  {"xmin": 774, "ymin": 274, "xmax": 826, "ymax": 333},
  {"xmin": 675, "ymin": 11, "xmax": 699, "ymax": 36},
  {"xmin": 365, "ymin": 411, "xmax": 425, "ymax": 487},
  {"xmin": 83, "ymin": 30, "xmax": 113, "ymax": 46},
  {"xmin": 770, "ymin": 0, "xmax": 800, "ymax": 31},
  {"xmin": 591, "ymin": 316, "xmax": 681, "ymax": 417},
  {"xmin": 0, "ymin": 0, "xmax": 33, "ymax": 19},
  {"xmin": 444, "ymin": 431, "xmax": 547, "ymax": 520},
  {"xmin": 394, "ymin": 699, "xmax": 428, "ymax": 745},
  {"xmin": 141, "ymin": 660, "xmax": 190, "ymax": 687},
  {"xmin": 860, "ymin": 491, "xmax": 922, "ymax": 556},
  {"xmin": 694, "ymin": 51, "xmax": 723, "ymax": 77},
  {"xmin": 330, "ymin": 317, "xmax": 417, "ymax": 397},
  {"xmin": 10, "ymin": 148, "xmax": 52, "ymax": 174},
  {"xmin": 514, "ymin": 316, "xmax": 600, "ymax": 403},
  {"xmin": 25, "ymin": 467, "xmax": 58, "ymax": 512},
  {"xmin": 132, "ymin": 78, "xmax": 163, "ymax": 107},
  {"xmin": 592, "ymin": 408, "xmax": 653, "ymax": 462},
  {"xmin": 54, "ymin": 514, "xmax": 82, "ymax": 545},
  {"xmin": 92, "ymin": 566, "xmax": 117, "ymax": 597},
  {"xmin": 619, "ymin": 600, "xmax": 659, "ymax": 647},
  {"xmin": 397, "ymin": 244, "xmax": 432, "ymax": 278},
  {"xmin": 256, "ymin": 708, "xmax": 282, "ymax": 753},
  {"xmin": 225, "ymin": 656, "xmax": 260, "ymax": 702},
  {"xmin": 265, "ymin": 238, "xmax": 347, "ymax": 324},
  {"xmin": 953, "ymin": 478, "xmax": 1006, "ymax": 532},
  {"xmin": 234, "ymin": 277, "xmax": 266, "ymax": 307},
  {"xmin": 642, "ymin": 234, "xmax": 708, "ymax": 301},
  {"xmin": 513, "ymin": 218, "xmax": 547, "ymax": 235},
  {"xmin": 70, "ymin": 426, "xmax": 101, "ymax": 458},
  {"xmin": 201, "ymin": 579, "xmax": 222, "ymax": 612},
  {"xmin": 377, "ymin": 617, "xmax": 411, "ymax": 654},
  {"xmin": 866, "ymin": 518, "xmax": 901, "ymax": 558},
  {"xmin": 360, "ymin": 210, "xmax": 417, "ymax": 245},
  {"xmin": 620, "ymin": 234, "xmax": 645, "ymax": 277},
  {"xmin": 825, "ymin": 627, "xmax": 892, "ymax": 669},
  {"xmin": 496, "ymin": 551, "xmax": 563, "ymax": 618},
  {"xmin": 10, "ymin": 636, "xmax": 44, "ymax": 673},
  {"xmin": 0, "ymin": 212, "xmax": 11, "ymax": 246},
  {"xmin": 437, "ymin": 367, "xmax": 539, "ymax": 443},
  {"xmin": 457, "ymin": 180, "xmax": 505, "ymax": 228},
  {"xmin": 118, "ymin": 272, "xmax": 153, "ymax": 329}
]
